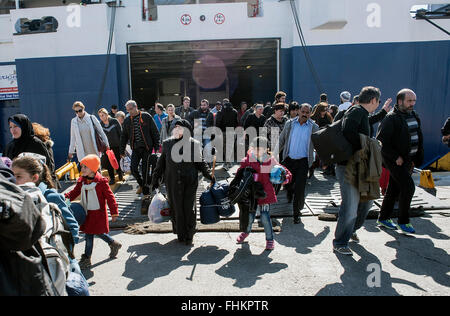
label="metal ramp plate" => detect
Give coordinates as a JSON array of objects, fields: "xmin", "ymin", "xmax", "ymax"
[{"xmin": 111, "ymin": 177, "xmax": 144, "ymax": 220}]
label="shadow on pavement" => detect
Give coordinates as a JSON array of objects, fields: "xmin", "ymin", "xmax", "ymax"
[
  {"xmin": 123, "ymin": 240, "xmax": 229, "ymax": 291},
  {"xmin": 316, "ymin": 243, "xmax": 424, "ymax": 296},
  {"xmin": 215, "ymin": 243, "xmax": 288, "ymax": 288},
  {"xmin": 276, "ymin": 220, "xmax": 331, "ymax": 254}
]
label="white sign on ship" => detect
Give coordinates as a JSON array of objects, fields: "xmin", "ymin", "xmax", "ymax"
[{"xmin": 0, "ymin": 65, "xmax": 19, "ymax": 100}]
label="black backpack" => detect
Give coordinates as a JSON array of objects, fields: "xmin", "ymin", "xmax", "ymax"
[
  {"xmin": 311, "ymin": 119, "xmax": 353, "ymax": 165},
  {"xmin": 0, "ymin": 175, "xmax": 59, "ymax": 296}
]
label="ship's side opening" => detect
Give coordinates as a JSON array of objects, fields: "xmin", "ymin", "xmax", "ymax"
[{"xmin": 128, "ymin": 39, "xmax": 279, "ymax": 110}]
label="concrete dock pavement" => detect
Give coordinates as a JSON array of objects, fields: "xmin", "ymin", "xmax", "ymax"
[{"xmin": 75, "ymin": 213, "xmax": 449, "ymax": 296}]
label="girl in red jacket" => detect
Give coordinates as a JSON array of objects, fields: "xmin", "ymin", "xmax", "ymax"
[
  {"xmin": 65, "ymin": 154, "xmax": 121, "ymax": 269},
  {"xmin": 236, "ymin": 137, "xmax": 291, "ymax": 250}
]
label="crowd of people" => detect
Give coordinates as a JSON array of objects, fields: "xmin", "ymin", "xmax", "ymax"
[{"xmin": 1, "ymin": 86, "xmax": 449, "ymax": 295}]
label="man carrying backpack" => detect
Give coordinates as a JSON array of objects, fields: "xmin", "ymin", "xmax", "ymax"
[{"xmin": 333, "ymin": 86, "xmax": 382, "ymax": 256}]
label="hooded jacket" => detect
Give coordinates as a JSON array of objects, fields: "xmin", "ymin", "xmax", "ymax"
[{"xmin": 4, "ymin": 114, "xmax": 53, "ymax": 173}]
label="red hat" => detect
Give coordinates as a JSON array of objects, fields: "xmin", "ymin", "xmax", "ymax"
[{"xmin": 80, "ymin": 154, "xmax": 100, "ymax": 173}]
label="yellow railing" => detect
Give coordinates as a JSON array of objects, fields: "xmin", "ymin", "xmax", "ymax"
[{"xmin": 56, "ymin": 162, "xmax": 80, "ymax": 180}]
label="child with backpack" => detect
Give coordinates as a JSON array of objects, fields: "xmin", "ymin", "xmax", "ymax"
[
  {"xmin": 235, "ymin": 137, "xmax": 291, "ymax": 250},
  {"xmin": 65, "ymin": 154, "xmax": 121, "ymax": 269},
  {"xmin": 11, "ymin": 153, "xmax": 93, "ymax": 296},
  {"xmin": 11, "ymin": 154, "xmax": 80, "ymax": 243}
]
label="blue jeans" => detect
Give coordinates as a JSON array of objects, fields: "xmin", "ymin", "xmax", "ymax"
[
  {"xmin": 246, "ymin": 204, "xmax": 273, "ymax": 241},
  {"xmin": 333, "ymin": 165, "xmax": 373, "ymax": 248},
  {"xmin": 84, "ymin": 234, "xmax": 114, "ymax": 258}
]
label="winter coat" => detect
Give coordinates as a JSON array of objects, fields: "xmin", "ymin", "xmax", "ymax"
[
  {"xmin": 237, "ymin": 154, "xmax": 291, "ymax": 205},
  {"xmin": 4, "ymin": 114, "xmax": 53, "ymax": 173},
  {"xmin": 101, "ymin": 117, "xmax": 122, "ymax": 149},
  {"xmin": 65, "ymin": 172, "xmax": 118, "ymax": 235},
  {"xmin": 152, "ymin": 136, "xmax": 213, "ymax": 189},
  {"xmin": 228, "ymin": 167, "xmax": 266, "ymax": 231},
  {"xmin": 175, "ymin": 106, "xmax": 195, "ymax": 120},
  {"xmin": 120, "ymin": 111, "xmax": 160, "ymax": 155},
  {"xmin": 376, "ymin": 106, "xmax": 424, "ymax": 169},
  {"xmin": 264, "ymin": 115, "xmax": 287, "ymax": 150},
  {"xmin": 69, "ymin": 113, "xmax": 109, "ymax": 160},
  {"xmin": 160, "ymin": 115, "xmax": 181, "ymax": 142},
  {"xmin": 216, "ymin": 104, "xmax": 239, "ymax": 131},
  {"xmin": 345, "ymin": 134, "xmax": 383, "ymax": 202},
  {"xmin": 244, "ymin": 113, "xmax": 266, "ymax": 132}
]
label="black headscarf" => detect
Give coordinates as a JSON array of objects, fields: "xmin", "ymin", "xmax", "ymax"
[
  {"xmin": 174, "ymin": 119, "xmax": 193, "ymax": 137},
  {"xmin": 3, "ymin": 114, "xmax": 53, "ymax": 172}
]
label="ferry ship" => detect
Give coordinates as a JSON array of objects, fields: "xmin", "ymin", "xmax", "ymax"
[{"xmin": 0, "ymin": 0, "xmax": 449, "ymax": 167}]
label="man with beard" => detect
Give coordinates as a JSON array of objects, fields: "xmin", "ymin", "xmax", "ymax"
[
  {"xmin": 279, "ymin": 103, "xmax": 319, "ymax": 224},
  {"xmin": 376, "ymin": 89, "xmax": 424, "ymax": 234}
]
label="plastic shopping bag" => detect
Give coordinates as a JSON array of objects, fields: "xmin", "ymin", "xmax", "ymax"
[{"xmin": 148, "ymin": 190, "xmax": 171, "ymax": 224}]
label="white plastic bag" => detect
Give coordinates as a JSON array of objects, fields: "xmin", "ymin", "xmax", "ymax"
[
  {"xmin": 120, "ymin": 155, "xmax": 131, "ymax": 173},
  {"xmin": 148, "ymin": 190, "xmax": 170, "ymax": 224}
]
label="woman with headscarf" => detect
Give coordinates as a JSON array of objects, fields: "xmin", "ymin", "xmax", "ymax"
[
  {"xmin": 151, "ymin": 119, "xmax": 215, "ymax": 245},
  {"xmin": 4, "ymin": 114, "xmax": 53, "ymax": 175}
]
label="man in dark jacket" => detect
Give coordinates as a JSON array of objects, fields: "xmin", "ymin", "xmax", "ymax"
[
  {"xmin": 333, "ymin": 86, "xmax": 382, "ymax": 256},
  {"xmin": 216, "ymin": 101, "xmax": 239, "ymax": 168},
  {"xmin": 120, "ymin": 100, "xmax": 160, "ymax": 195},
  {"xmin": 175, "ymin": 96, "xmax": 195, "ymax": 120},
  {"xmin": 188, "ymin": 99, "xmax": 210, "ymax": 135},
  {"xmin": 376, "ymin": 89, "xmax": 424, "ymax": 234}
]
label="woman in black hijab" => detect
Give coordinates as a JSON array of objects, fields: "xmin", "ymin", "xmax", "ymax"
[
  {"xmin": 4, "ymin": 114, "xmax": 53, "ymax": 174},
  {"xmin": 151, "ymin": 119, "xmax": 214, "ymax": 245}
]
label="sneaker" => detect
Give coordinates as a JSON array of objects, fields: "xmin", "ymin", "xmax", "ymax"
[
  {"xmin": 136, "ymin": 186, "xmax": 143, "ymax": 195},
  {"xmin": 236, "ymin": 232, "xmax": 249, "ymax": 244},
  {"xmin": 333, "ymin": 246, "xmax": 353, "ymax": 256},
  {"xmin": 109, "ymin": 241, "xmax": 122, "ymax": 258},
  {"xmin": 398, "ymin": 223, "xmax": 416, "ymax": 234},
  {"xmin": 79, "ymin": 254, "xmax": 91, "ymax": 269},
  {"xmin": 350, "ymin": 233, "xmax": 360, "ymax": 243},
  {"xmin": 265, "ymin": 240, "xmax": 275, "ymax": 251},
  {"xmin": 377, "ymin": 219, "xmax": 398, "ymax": 230}
]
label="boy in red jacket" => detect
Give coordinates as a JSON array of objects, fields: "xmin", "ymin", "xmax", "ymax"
[
  {"xmin": 65, "ymin": 154, "xmax": 121, "ymax": 269},
  {"xmin": 236, "ymin": 137, "xmax": 291, "ymax": 250}
]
